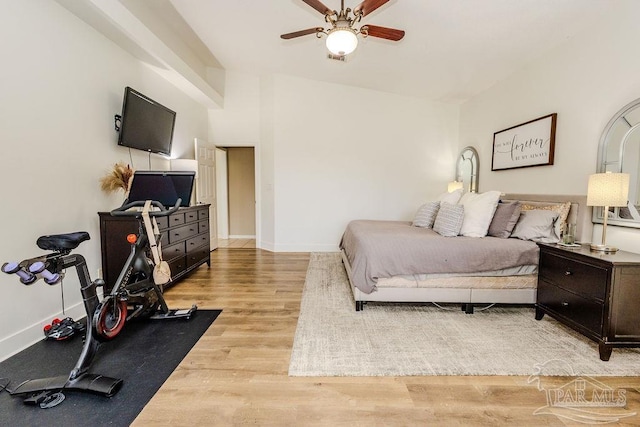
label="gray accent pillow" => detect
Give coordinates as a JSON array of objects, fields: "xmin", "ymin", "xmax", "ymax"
[
  {"xmin": 433, "ymin": 202, "xmax": 465, "ymax": 237},
  {"xmin": 412, "ymin": 201, "xmax": 440, "ymax": 228},
  {"xmin": 488, "ymin": 201, "xmax": 522, "ymax": 238},
  {"xmin": 511, "ymin": 209, "xmax": 560, "ymax": 243}
]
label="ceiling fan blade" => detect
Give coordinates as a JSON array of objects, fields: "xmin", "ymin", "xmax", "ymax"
[
  {"xmin": 281, "ymin": 27, "xmax": 323, "ymax": 40},
  {"xmin": 354, "ymin": 0, "xmax": 390, "ymax": 17},
  {"xmin": 302, "ymin": 0, "xmax": 333, "ymax": 15},
  {"xmin": 362, "ymin": 24, "xmax": 405, "ymax": 41}
]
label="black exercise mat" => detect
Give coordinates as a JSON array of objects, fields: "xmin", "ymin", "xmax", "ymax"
[{"xmin": 0, "ymin": 309, "xmax": 220, "ymax": 426}]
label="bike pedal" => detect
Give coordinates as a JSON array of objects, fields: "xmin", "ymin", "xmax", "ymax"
[
  {"xmin": 39, "ymin": 392, "xmax": 65, "ymax": 409},
  {"xmin": 23, "ymin": 391, "xmax": 50, "ymax": 405}
]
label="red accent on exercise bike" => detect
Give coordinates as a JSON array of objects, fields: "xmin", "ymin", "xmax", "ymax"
[
  {"xmin": 126, "ymin": 234, "xmax": 137, "ymax": 244},
  {"xmin": 94, "ymin": 298, "xmax": 128, "ymax": 341}
]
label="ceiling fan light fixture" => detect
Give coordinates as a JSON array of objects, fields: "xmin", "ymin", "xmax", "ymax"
[{"xmin": 325, "ymin": 27, "xmax": 358, "ymax": 55}]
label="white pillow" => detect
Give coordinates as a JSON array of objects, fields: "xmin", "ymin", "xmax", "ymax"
[
  {"xmin": 458, "ymin": 190, "xmax": 502, "ymax": 238},
  {"xmin": 437, "ymin": 188, "xmax": 463, "ymax": 205}
]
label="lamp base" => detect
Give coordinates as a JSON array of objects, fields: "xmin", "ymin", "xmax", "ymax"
[{"xmin": 590, "ymin": 243, "xmax": 619, "ymax": 253}]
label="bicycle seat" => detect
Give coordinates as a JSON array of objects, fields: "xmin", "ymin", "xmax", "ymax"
[{"xmin": 37, "ymin": 232, "xmax": 90, "ymax": 251}]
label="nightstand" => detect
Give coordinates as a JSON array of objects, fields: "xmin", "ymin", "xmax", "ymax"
[{"xmin": 535, "ymin": 243, "xmax": 640, "ymax": 361}]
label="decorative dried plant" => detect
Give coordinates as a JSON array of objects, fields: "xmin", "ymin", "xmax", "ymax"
[{"xmin": 100, "ymin": 162, "xmax": 134, "ymax": 194}]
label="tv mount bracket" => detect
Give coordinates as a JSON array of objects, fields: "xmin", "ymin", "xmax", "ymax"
[{"xmin": 114, "ymin": 114, "xmax": 122, "ymax": 132}]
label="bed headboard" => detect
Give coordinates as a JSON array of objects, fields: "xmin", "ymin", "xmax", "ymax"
[{"xmin": 502, "ymin": 194, "xmax": 592, "ymax": 242}]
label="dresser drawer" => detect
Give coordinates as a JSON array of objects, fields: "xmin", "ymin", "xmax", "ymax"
[
  {"xmin": 156, "ymin": 216, "xmax": 169, "ymax": 230},
  {"xmin": 198, "ymin": 220, "xmax": 209, "ymax": 234},
  {"xmin": 186, "ymin": 234, "xmax": 209, "ymax": 253},
  {"xmin": 539, "ymin": 251, "xmax": 607, "ymax": 301},
  {"xmin": 198, "ymin": 208, "xmax": 209, "ymax": 220},
  {"xmin": 168, "ymin": 256, "xmax": 186, "ymax": 276},
  {"xmin": 538, "ymin": 280, "xmax": 604, "ymax": 335},
  {"xmin": 168, "ymin": 212, "xmax": 185, "ymax": 227},
  {"xmin": 168, "ymin": 223, "xmax": 199, "ymax": 244},
  {"xmin": 162, "ymin": 241, "xmax": 185, "ymax": 261},
  {"xmin": 185, "ymin": 210, "xmax": 199, "ymax": 223},
  {"xmin": 186, "ymin": 245, "xmax": 210, "ymax": 268}
]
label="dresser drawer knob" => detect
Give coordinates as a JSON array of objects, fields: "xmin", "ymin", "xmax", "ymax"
[{"xmin": 565, "ymin": 271, "xmax": 572, "ymax": 276}]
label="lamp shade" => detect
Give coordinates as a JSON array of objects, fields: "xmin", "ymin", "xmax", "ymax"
[
  {"xmin": 326, "ymin": 28, "xmax": 358, "ymax": 55},
  {"xmin": 586, "ymin": 172, "xmax": 629, "ymax": 207},
  {"xmin": 448, "ymin": 181, "xmax": 463, "ymax": 193}
]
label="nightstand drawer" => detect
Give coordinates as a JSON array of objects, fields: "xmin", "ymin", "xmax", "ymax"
[
  {"xmin": 538, "ymin": 280, "xmax": 603, "ymax": 335},
  {"xmin": 539, "ymin": 251, "xmax": 607, "ymax": 301}
]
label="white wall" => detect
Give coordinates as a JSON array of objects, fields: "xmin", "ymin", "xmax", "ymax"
[
  {"xmin": 210, "ymin": 72, "xmax": 460, "ymax": 251},
  {"xmin": 270, "ymin": 75, "xmax": 459, "ymax": 251},
  {"xmin": 0, "ymin": 1, "xmax": 208, "ymax": 361},
  {"xmin": 459, "ymin": 1, "xmax": 640, "ymax": 253}
]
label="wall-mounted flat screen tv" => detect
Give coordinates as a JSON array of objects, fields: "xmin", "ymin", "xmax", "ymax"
[{"xmin": 118, "ymin": 87, "xmax": 176, "ymax": 156}]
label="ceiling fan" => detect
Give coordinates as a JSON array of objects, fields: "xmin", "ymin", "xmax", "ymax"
[{"xmin": 281, "ymin": 0, "xmax": 405, "ymax": 57}]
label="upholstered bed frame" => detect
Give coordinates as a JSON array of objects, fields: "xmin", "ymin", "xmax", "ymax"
[{"xmin": 341, "ymin": 194, "xmax": 592, "ymax": 312}]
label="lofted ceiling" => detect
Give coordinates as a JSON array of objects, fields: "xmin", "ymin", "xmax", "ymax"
[{"xmin": 167, "ymin": 0, "xmax": 619, "ymax": 104}]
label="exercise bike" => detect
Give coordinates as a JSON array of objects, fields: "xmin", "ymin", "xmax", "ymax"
[{"xmin": 1, "ymin": 198, "xmax": 197, "ymax": 407}]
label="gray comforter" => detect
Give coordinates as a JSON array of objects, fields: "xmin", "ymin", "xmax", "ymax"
[{"xmin": 339, "ymin": 220, "xmax": 539, "ymax": 294}]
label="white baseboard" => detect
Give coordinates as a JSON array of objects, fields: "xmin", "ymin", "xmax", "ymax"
[
  {"xmin": 0, "ymin": 302, "xmax": 86, "ymax": 362},
  {"xmin": 228, "ymin": 235, "xmax": 256, "ymax": 239},
  {"xmin": 271, "ymin": 243, "xmax": 339, "ymax": 252}
]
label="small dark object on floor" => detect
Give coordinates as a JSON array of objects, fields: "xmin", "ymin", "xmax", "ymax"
[
  {"xmin": 43, "ymin": 317, "xmax": 85, "ymax": 341},
  {"xmin": 23, "ymin": 391, "xmax": 65, "ymax": 408}
]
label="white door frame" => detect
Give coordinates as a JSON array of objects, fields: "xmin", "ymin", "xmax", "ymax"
[
  {"xmin": 215, "ymin": 144, "xmax": 260, "ymax": 248},
  {"xmin": 215, "ymin": 148, "xmax": 229, "ymax": 239}
]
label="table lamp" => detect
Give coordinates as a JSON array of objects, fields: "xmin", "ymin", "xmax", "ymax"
[
  {"xmin": 586, "ymin": 172, "xmax": 630, "ymax": 252},
  {"xmin": 448, "ymin": 181, "xmax": 463, "ymax": 193}
]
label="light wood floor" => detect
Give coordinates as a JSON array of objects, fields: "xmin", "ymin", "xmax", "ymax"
[
  {"xmin": 217, "ymin": 238, "xmax": 256, "ymax": 249},
  {"xmin": 133, "ymin": 249, "xmax": 640, "ymax": 426}
]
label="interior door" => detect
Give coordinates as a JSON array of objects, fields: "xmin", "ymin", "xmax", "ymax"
[{"xmin": 195, "ymin": 138, "xmax": 218, "ymax": 250}]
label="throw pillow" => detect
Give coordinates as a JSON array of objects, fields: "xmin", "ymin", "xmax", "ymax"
[
  {"xmin": 488, "ymin": 201, "xmax": 522, "ymax": 238},
  {"xmin": 520, "ymin": 201, "xmax": 571, "ymax": 239},
  {"xmin": 433, "ymin": 202, "xmax": 465, "ymax": 237},
  {"xmin": 437, "ymin": 188, "xmax": 463, "ymax": 205},
  {"xmin": 511, "ymin": 209, "xmax": 560, "ymax": 243},
  {"xmin": 412, "ymin": 201, "xmax": 440, "ymax": 228},
  {"xmin": 458, "ymin": 190, "xmax": 502, "ymax": 237}
]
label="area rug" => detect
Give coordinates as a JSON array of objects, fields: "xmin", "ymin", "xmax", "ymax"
[
  {"xmin": 0, "ymin": 309, "xmax": 220, "ymax": 426},
  {"xmin": 289, "ymin": 253, "xmax": 640, "ymax": 376}
]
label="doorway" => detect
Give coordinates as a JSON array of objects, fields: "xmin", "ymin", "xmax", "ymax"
[{"xmin": 216, "ymin": 147, "xmax": 256, "ymax": 249}]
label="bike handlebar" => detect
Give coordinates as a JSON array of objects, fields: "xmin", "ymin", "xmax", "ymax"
[{"xmin": 110, "ymin": 199, "xmax": 182, "ymax": 217}]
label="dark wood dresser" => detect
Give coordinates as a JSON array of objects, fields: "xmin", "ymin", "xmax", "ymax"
[
  {"xmin": 536, "ymin": 243, "xmax": 640, "ymax": 361},
  {"xmin": 98, "ymin": 204, "xmax": 211, "ymax": 293}
]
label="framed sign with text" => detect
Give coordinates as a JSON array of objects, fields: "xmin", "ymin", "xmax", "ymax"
[{"xmin": 491, "ymin": 113, "xmax": 557, "ymax": 171}]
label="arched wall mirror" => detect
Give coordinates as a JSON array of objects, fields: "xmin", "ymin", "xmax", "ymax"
[
  {"xmin": 455, "ymin": 146, "xmax": 479, "ymax": 193},
  {"xmin": 594, "ymin": 97, "xmax": 640, "ymax": 228}
]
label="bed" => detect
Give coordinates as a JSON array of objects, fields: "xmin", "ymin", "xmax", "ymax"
[{"xmin": 340, "ymin": 193, "xmax": 592, "ymax": 312}]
